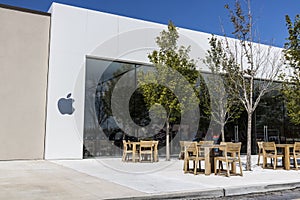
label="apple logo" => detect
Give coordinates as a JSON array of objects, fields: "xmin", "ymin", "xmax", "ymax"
[{"xmin": 58, "ymin": 93, "xmax": 75, "ymax": 115}]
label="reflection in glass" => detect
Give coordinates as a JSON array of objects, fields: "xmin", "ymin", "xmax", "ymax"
[
  {"xmin": 84, "ymin": 58, "xmax": 300, "ymax": 158},
  {"xmin": 84, "ymin": 58, "xmax": 186, "ymax": 158}
]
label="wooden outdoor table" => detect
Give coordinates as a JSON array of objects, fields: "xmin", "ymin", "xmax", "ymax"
[
  {"xmin": 128, "ymin": 141, "xmax": 158, "ymax": 162},
  {"xmin": 275, "ymin": 144, "xmax": 294, "ymax": 170},
  {"xmin": 198, "ymin": 144, "xmax": 226, "ymax": 175}
]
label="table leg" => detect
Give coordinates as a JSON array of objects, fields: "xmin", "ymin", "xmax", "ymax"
[
  {"xmin": 132, "ymin": 144, "xmax": 136, "ymax": 162},
  {"xmin": 154, "ymin": 143, "xmax": 158, "ymax": 162},
  {"xmin": 263, "ymin": 156, "xmax": 267, "ymax": 168},
  {"xmin": 205, "ymin": 147, "xmax": 211, "ymax": 175},
  {"xmin": 284, "ymin": 146, "xmax": 290, "ymax": 170},
  {"xmin": 210, "ymin": 151, "xmax": 215, "ymax": 172},
  {"xmin": 184, "ymin": 158, "xmax": 189, "ymax": 173},
  {"xmin": 232, "ymin": 152, "xmax": 236, "ymax": 174}
]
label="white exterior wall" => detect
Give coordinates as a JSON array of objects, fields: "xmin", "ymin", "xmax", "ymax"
[
  {"xmin": 45, "ymin": 3, "xmax": 213, "ymax": 159},
  {"xmin": 45, "ymin": 3, "xmax": 283, "ymax": 159}
]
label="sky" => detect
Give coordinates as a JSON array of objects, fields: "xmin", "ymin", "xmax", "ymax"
[{"xmin": 0, "ymin": 0, "xmax": 299, "ymax": 48}]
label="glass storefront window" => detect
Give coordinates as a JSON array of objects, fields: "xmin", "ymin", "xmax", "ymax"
[{"xmin": 84, "ymin": 57, "xmax": 300, "ymax": 157}]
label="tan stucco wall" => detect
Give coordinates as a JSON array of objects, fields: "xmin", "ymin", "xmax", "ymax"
[{"xmin": 0, "ymin": 6, "xmax": 50, "ymax": 160}]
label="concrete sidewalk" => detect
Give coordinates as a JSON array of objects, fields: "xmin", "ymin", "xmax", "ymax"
[
  {"xmin": 0, "ymin": 160, "xmax": 144, "ymax": 199},
  {"xmin": 1, "ymin": 156, "xmax": 300, "ymax": 199}
]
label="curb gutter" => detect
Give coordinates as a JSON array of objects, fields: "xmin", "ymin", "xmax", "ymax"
[
  {"xmin": 106, "ymin": 188, "xmax": 224, "ymax": 199},
  {"xmin": 108, "ymin": 182, "xmax": 300, "ymax": 200}
]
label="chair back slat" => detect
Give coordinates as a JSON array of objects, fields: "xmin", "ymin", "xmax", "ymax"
[
  {"xmin": 183, "ymin": 141, "xmax": 197, "ymax": 151},
  {"xmin": 183, "ymin": 141, "xmax": 198, "ymax": 157},
  {"xmin": 262, "ymin": 142, "xmax": 276, "ymax": 151},
  {"xmin": 140, "ymin": 141, "xmax": 154, "ymax": 148},
  {"xmin": 226, "ymin": 143, "xmax": 241, "ymax": 153}
]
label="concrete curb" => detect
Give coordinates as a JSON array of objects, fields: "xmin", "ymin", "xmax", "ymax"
[
  {"xmin": 108, "ymin": 182, "xmax": 300, "ymax": 200},
  {"xmin": 225, "ymin": 181, "xmax": 300, "ymax": 196},
  {"xmin": 105, "ymin": 188, "xmax": 224, "ymax": 200}
]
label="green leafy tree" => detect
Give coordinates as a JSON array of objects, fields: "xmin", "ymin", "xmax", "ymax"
[
  {"xmin": 282, "ymin": 15, "xmax": 300, "ymax": 125},
  {"xmin": 220, "ymin": 1, "xmax": 283, "ymax": 170},
  {"xmin": 138, "ymin": 21, "xmax": 200, "ymax": 160},
  {"xmin": 203, "ymin": 35, "xmax": 243, "ymax": 142}
]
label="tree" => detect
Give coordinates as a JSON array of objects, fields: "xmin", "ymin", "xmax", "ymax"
[
  {"xmin": 220, "ymin": 1, "xmax": 283, "ymax": 170},
  {"xmin": 282, "ymin": 15, "xmax": 300, "ymax": 125},
  {"xmin": 203, "ymin": 35, "xmax": 243, "ymax": 142},
  {"xmin": 138, "ymin": 21, "xmax": 200, "ymax": 160}
]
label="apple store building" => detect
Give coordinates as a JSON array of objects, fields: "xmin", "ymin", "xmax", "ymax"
[{"xmin": 0, "ymin": 3, "xmax": 299, "ymax": 160}]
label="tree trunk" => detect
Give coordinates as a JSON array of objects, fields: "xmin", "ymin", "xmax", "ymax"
[
  {"xmin": 246, "ymin": 112, "xmax": 252, "ymax": 171},
  {"xmin": 221, "ymin": 123, "xmax": 225, "ymax": 142},
  {"xmin": 166, "ymin": 119, "xmax": 170, "ymax": 161}
]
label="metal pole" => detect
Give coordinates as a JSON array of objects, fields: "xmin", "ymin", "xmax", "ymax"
[
  {"xmin": 264, "ymin": 125, "xmax": 268, "ymax": 142},
  {"xmin": 234, "ymin": 125, "xmax": 239, "ymax": 142}
]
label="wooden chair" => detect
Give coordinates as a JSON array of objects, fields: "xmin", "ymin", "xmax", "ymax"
[
  {"xmin": 183, "ymin": 141, "xmax": 198, "ymax": 173},
  {"xmin": 257, "ymin": 141, "xmax": 264, "ymax": 165},
  {"xmin": 262, "ymin": 142, "xmax": 283, "ymax": 169},
  {"xmin": 292, "ymin": 142, "xmax": 300, "ymax": 170},
  {"xmin": 139, "ymin": 141, "xmax": 154, "ymax": 162},
  {"xmin": 214, "ymin": 142, "xmax": 243, "ymax": 177},
  {"xmin": 218, "ymin": 142, "xmax": 233, "ymax": 170},
  {"xmin": 122, "ymin": 140, "xmax": 133, "ymax": 161}
]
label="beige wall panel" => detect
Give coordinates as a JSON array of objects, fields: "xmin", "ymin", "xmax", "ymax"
[{"xmin": 0, "ymin": 7, "xmax": 50, "ymax": 160}]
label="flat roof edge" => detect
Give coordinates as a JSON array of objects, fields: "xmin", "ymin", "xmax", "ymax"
[{"xmin": 0, "ymin": 3, "xmax": 51, "ymax": 16}]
